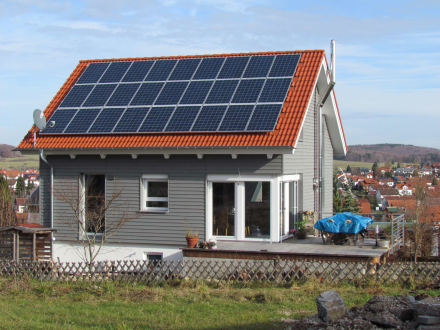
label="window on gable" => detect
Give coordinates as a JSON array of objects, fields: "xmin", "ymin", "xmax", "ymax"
[
  {"xmin": 84, "ymin": 174, "xmax": 106, "ymax": 234},
  {"xmin": 142, "ymin": 175, "xmax": 169, "ymax": 212}
]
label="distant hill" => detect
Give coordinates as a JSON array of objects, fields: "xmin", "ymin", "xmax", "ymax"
[
  {"xmin": 335, "ymin": 144, "xmax": 440, "ymax": 164},
  {"xmin": 0, "ymin": 144, "xmax": 20, "ymax": 158}
]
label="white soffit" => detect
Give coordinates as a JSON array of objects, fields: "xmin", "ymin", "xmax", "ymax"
[{"xmin": 317, "ymin": 59, "xmax": 347, "ymax": 156}]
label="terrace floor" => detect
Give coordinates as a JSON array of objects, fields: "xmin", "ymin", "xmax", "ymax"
[{"xmin": 182, "ymin": 237, "xmax": 389, "ymax": 263}]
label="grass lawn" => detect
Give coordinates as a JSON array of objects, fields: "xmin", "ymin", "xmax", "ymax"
[
  {"xmin": 0, "ymin": 277, "xmax": 438, "ymax": 330},
  {"xmin": 0, "ymin": 155, "xmax": 39, "ymax": 170}
]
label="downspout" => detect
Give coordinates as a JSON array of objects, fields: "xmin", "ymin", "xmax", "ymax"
[
  {"xmin": 318, "ymin": 40, "xmax": 336, "ymax": 219},
  {"xmin": 39, "ymin": 150, "xmax": 53, "ymax": 229}
]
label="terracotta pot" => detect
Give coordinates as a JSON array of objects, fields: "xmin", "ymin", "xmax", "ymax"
[
  {"xmin": 186, "ymin": 236, "xmax": 199, "ymax": 248},
  {"xmin": 296, "ymin": 231, "xmax": 307, "ymax": 239}
]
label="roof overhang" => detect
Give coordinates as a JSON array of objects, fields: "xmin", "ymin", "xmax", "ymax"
[{"xmin": 315, "ymin": 58, "xmax": 347, "ymax": 156}]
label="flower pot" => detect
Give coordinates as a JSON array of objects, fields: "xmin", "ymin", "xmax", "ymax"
[
  {"xmin": 186, "ymin": 237, "xmax": 199, "ymax": 248},
  {"xmin": 297, "ymin": 231, "xmax": 307, "ymax": 239},
  {"xmin": 377, "ymin": 240, "xmax": 390, "ymax": 248},
  {"xmin": 209, "ymin": 245, "xmax": 217, "ymax": 250}
]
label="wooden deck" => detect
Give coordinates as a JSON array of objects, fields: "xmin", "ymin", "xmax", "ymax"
[{"xmin": 182, "ymin": 237, "xmax": 389, "ymax": 263}]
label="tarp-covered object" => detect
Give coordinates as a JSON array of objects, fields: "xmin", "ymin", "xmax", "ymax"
[{"xmin": 314, "ymin": 212, "xmax": 373, "ymax": 234}]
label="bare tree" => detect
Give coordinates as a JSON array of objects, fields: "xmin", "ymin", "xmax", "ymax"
[
  {"xmin": 405, "ymin": 178, "xmax": 432, "ymax": 262},
  {"xmin": 52, "ymin": 176, "xmax": 140, "ymax": 264},
  {"xmin": 0, "ymin": 176, "xmax": 16, "ymax": 227}
]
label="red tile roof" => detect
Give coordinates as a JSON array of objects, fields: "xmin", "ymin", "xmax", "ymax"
[{"xmin": 17, "ymin": 50, "xmax": 345, "ymax": 150}]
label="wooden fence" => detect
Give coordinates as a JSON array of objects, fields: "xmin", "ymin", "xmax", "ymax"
[{"xmin": 0, "ymin": 259, "xmax": 439, "ymax": 285}]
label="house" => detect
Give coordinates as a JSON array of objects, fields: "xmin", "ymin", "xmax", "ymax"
[
  {"xmin": 7, "ymin": 179, "xmax": 17, "ymax": 191},
  {"xmin": 376, "ymin": 188, "xmax": 400, "ymax": 209},
  {"xmin": 14, "ymin": 198, "xmax": 27, "ymax": 213},
  {"xmin": 17, "ymin": 49, "xmax": 347, "ymax": 262},
  {"xmin": 395, "ymin": 183, "xmax": 413, "ymax": 196},
  {"xmin": 383, "ymin": 196, "xmax": 416, "ymax": 213},
  {"xmin": 357, "ymin": 198, "xmax": 371, "ymax": 215},
  {"xmin": 379, "ymin": 178, "xmax": 394, "ymax": 187},
  {"xmin": 395, "ymin": 167, "xmax": 414, "ymax": 175}
]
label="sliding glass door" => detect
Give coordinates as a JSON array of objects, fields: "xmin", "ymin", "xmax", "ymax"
[
  {"xmin": 244, "ymin": 182, "xmax": 271, "ymax": 238},
  {"xmin": 212, "ymin": 182, "xmax": 235, "ymax": 237}
]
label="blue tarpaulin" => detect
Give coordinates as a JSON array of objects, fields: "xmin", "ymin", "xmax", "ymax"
[{"xmin": 313, "ymin": 212, "xmax": 373, "ymax": 234}]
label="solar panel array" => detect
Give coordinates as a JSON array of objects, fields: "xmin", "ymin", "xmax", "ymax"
[{"xmin": 41, "ymin": 54, "xmax": 300, "ymax": 134}]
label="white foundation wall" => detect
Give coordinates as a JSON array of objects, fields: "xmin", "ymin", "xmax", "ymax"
[{"xmin": 53, "ymin": 241, "xmax": 183, "ymax": 263}]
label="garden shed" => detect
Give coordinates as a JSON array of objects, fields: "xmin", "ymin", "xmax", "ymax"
[{"xmin": 0, "ymin": 224, "xmax": 56, "ymax": 261}]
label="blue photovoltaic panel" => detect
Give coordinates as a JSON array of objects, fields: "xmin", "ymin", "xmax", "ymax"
[
  {"xmin": 232, "ymin": 79, "xmax": 265, "ymax": 103},
  {"xmin": 269, "ymin": 54, "xmax": 300, "ymax": 77},
  {"xmin": 243, "ymin": 55, "xmax": 275, "ymax": 78},
  {"xmin": 145, "ymin": 60, "xmax": 177, "ymax": 81},
  {"xmin": 59, "ymin": 85, "xmax": 94, "ymax": 108},
  {"xmin": 246, "ymin": 104, "xmax": 282, "ymax": 131},
  {"xmin": 82, "ymin": 84, "xmax": 117, "ymax": 107},
  {"xmin": 77, "ymin": 63, "xmax": 109, "ymax": 84},
  {"xmin": 259, "ymin": 78, "xmax": 292, "ymax": 103},
  {"xmin": 217, "ymin": 56, "xmax": 249, "ymax": 79},
  {"xmin": 138, "ymin": 106, "xmax": 175, "ymax": 132},
  {"xmin": 106, "ymin": 83, "xmax": 140, "ymax": 106},
  {"xmin": 205, "ymin": 80, "xmax": 239, "ymax": 104},
  {"xmin": 180, "ymin": 80, "xmax": 213, "ymax": 105},
  {"xmin": 99, "ymin": 62, "xmax": 131, "ymax": 83},
  {"xmin": 218, "ymin": 105, "xmax": 254, "ymax": 131},
  {"xmin": 193, "ymin": 58, "xmax": 225, "ymax": 80},
  {"xmin": 168, "ymin": 59, "xmax": 201, "ymax": 81},
  {"xmin": 113, "ymin": 107, "xmax": 150, "ymax": 133},
  {"xmin": 64, "ymin": 108, "xmax": 101, "ymax": 133},
  {"xmin": 191, "ymin": 105, "xmax": 227, "ymax": 132},
  {"xmin": 130, "ymin": 83, "xmax": 164, "ymax": 106},
  {"xmin": 122, "ymin": 61, "xmax": 154, "ymax": 82},
  {"xmin": 41, "ymin": 109, "xmax": 78, "ymax": 134},
  {"xmin": 164, "ymin": 106, "xmax": 201, "ymax": 132},
  {"xmin": 154, "ymin": 81, "xmax": 188, "ymax": 105},
  {"xmin": 88, "ymin": 108, "xmax": 125, "ymax": 133}
]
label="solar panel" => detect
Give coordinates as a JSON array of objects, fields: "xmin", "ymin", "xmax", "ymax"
[
  {"xmin": 138, "ymin": 107, "xmax": 175, "ymax": 132},
  {"xmin": 191, "ymin": 105, "xmax": 227, "ymax": 132},
  {"xmin": 59, "ymin": 85, "xmax": 94, "ymax": 108},
  {"xmin": 269, "ymin": 54, "xmax": 300, "ymax": 77},
  {"xmin": 258, "ymin": 78, "xmax": 292, "ymax": 103},
  {"xmin": 64, "ymin": 108, "xmax": 101, "ymax": 133},
  {"xmin": 180, "ymin": 81, "xmax": 213, "ymax": 105},
  {"xmin": 42, "ymin": 53, "xmax": 300, "ymax": 135},
  {"xmin": 106, "ymin": 83, "xmax": 140, "ymax": 106},
  {"xmin": 218, "ymin": 105, "xmax": 254, "ymax": 131},
  {"xmin": 155, "ymin": 82, "xmax": 188, "ymax": 105},
  {"xmin": 43, "ymin": 109, "xmax": 79, "ymax": 134},
  {"xmin": 130, "ymin": 83, "xmax": 164, "ymax": 106},
  {"xmin": 77, "ymin": 63, "xmax": 109, "ymax": 84},
  {"xmin": 217, "ymin": 57, "xmax": 250, "ymax": 79},
  {"xmin": 145, "ymin": 60, "xmax": 177, "ymax": 81},
  {"xmin": 82, "ymin": 84, "xmax": 117, "ymax": 107},
  {"xmin": 169, "ymin": 59, "xmax": 201, "ymax": 81},
  {"xmin": 88, "ymin": 108, "xmax": 125, "ymax": 133},
  {"xmin": 246, "ymin": 104, "xmax": 282, "ymax": 131},
  {"xmin": 205, "ymin": 80, "xmax": 239, "ymax": 104},
  {"xmin": 193, "ymin": 58, "xmax": 225, "ymax": 80},
  {"xmin": 113, "ymin": 107, "xmax": 150, "ymax": 133},
  {"xmin": 122, "ymin": 61, "xmax": 154, "ymax": 82},
  {"xmin": 232, "ymin": 79, "xmax": 265, "ymax": 103},
  {"xmin": 243, "ymin": 55, "xmax": 275, "ymax": 78},
  {"xmin": 164, "ymin": 106, "xmax": 201, "ymax": 132},
  {"xmin": 99, "ymin": 62, "xmax": 131, "ymax": 83}
]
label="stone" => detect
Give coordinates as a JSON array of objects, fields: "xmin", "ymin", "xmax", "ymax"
[
  {"xmin": 416, "ymin": 296, "xmax": 440, "ymax": 317},
  {"xmin": 363, "ymin": 315, "xmax": 399, "ymax": 328},
  {"xmin": 316, "ymin": 290, "xmax": 346, "ymax": 323},
  {"xmin": 408, "ymin": 295, "xmax": 417, "ymax": 304},
  {"xmin": 417, "ymin": 325, "xmax": 440, "ymax": 330},
  {"xmin": 418, "ymin": 315, "xmax": 440, "ymax": 325}
]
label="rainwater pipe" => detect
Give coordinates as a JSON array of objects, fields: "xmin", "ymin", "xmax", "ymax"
[
  {"xmin": 39, "ymin": 150, "xmax": 53, "ymax": 229},
  {"xmin": 318, "ymin": 40, "xmax": 336, "ymax": 219}
]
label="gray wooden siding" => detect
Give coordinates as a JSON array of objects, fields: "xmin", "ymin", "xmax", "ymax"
[
  {"xmin": 282, "ymin": 88, "xmax": 317, "ymax": 213},
  {"xmin": 45, "ymin": 154, "xmax": 282, "ymax": 246},
  {"xmin": 39, "ymin": 159, "xmax": 51, "ymax": 228}
]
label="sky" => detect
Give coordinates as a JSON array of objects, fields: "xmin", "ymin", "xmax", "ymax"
[{"xmin": 1, "ymin": 0, "xmax": 439, "ymax": 148}]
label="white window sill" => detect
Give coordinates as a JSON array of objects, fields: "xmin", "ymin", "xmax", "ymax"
[{"xmin": 139, "ymin": 209, "xmax": 169, "ymax": 214}]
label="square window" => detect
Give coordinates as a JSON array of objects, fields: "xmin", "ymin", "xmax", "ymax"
[{"xmin": 142, "ymin": 175, "xmax": 169, "ymax": 212}]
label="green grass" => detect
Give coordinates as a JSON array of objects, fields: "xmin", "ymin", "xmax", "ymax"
[
  {"xmin": 0, "ymin": 276, "xmax": 438, "ymax": 329},
  {"xmin": 0, "ymin": 155, "xmax": 39, "ymax": 170}
]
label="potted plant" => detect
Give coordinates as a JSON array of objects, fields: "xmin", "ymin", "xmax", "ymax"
[
  {"xmin": 296, "ymin": 216, "xmax": 308, "ymax": 239},
  {"xmin": 208, "ymin": 238, "xmax": 217, "ymax": 250},
  {"xmin": 289, "ymin": 229, "xmax": 297, "ymax": 237}
]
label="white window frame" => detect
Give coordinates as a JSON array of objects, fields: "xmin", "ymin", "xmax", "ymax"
[
  {"xmin": 80, "ymin": 173, "xmax": 106, "ymax": 238},
  {"xmin": 141, "ymin": 174, "xmax": 169, "ymax": 213}
]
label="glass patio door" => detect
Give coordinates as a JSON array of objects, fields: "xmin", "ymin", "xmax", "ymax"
[{"xmin": 212, "ymin": 182, "xmax": 235, "ymax": 237}]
